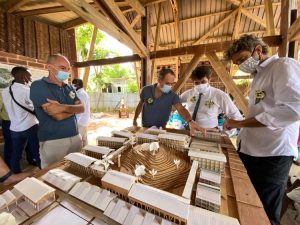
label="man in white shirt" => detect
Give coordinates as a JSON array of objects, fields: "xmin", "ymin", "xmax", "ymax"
[
  {"xmin": 224, "ymin": 35, "xmax": 300, "ymax": 225},
  {"xmin": 2, "ymin": 67, "xmax": 40, "ymax": 173},
  {"xmin": 180, "ymin": 65, "xmax": 243, "ymax": 133},
  {"xmin": 72, "ymin": 78, "xmax": 90, "ymax": 146}
]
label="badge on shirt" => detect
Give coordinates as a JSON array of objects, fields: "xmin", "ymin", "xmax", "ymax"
[
  {"xmin": 189, "ymin": 95, "xmax": 197, "ymax": 103},
  {"xmin": 205, "ymin": 100, "xmax": 214, "ymax": 108},
  {"xmin": 254, "ymin": 90, "xmax": 265, "ymax": 104},
  {"xmin": 69, "ymin": 91, "xmax": 76, "ymax": 99},
  {"xmin": 147, "ymin": 97, "xmax": 154, "ymax": 104}
]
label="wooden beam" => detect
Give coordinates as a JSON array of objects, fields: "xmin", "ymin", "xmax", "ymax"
[
  {"xmin": 60, "ymin": 17, "xmax": 87, "ymax": 30},
  {"xmin": 232, "ymin": 5, "xmax": 242, "ymax": 39},
  {"xmin": 82, "ymin": 26, "xmax": 98, "ymax": 89},
  {"xmin": 102, "ymin": 0, "xmax": 149, "ymax": 57},
  {"xmin": 140, "ymin": 0, "xmax": 167, "ymax": 6},
  {"xmin": 7, "ymin": 0, "xmax": 30, "ymax": 13},
  {"xmin": 288, "ymin": 8, "xmax": 298, "ymax": 58},
  {"xmin": 288, "ymin": 13, "xmax": 300, "ymax": 41},
  {"xmin": 126, "ymin": 0, "xmax": 145, "ymax": 16},
  {"xmin": 73, "ymin": 54, "xmax": 141, "ymax": 68},
  {"xmin": 15, "ymin": 6, "xmax": 67, "ymax": 17},
  {"xmin": 56, "ymin": 0, "xmax": 142, "ymax": 55},
  {"xmin": 278, "ymin": 0, "xmax": 291, "ymax": 57},
  {"xmin": 170, "ymin": 0, "xmax": 180, "ymax": 47},
  {"xmin": 193, "ymin": 8, "xmax": 239, "ymax": 45},
  {"xmin": 206, "ymin": 52, "xmax": 248, "ymax": 115},
  {"xmin": 130, "ymin": 14, "xmax": 141, "ymax": 28},
  {"xmin": 241, "ymin": 8, "xmax": 267, "ymax": 28},
  {"xmin": 151, "ymin": 2, "xmax": 163, "ymax": 83},
  {"xmin": 150, "ymin": 35, "xmax": 282, "ymax": 59},
  {"xmin": 264, "ymin": 0, "xmax": 276, "ymax": 35},
  {"xmin": 225, "ymin": 0, "xmax": 242, "ymax": 6},
  {"xmin": 134, "ymin": 62, "xmax": 141, "ymax": 94},
  {"xmin": 172, "ymin": 53, "xmax": 203, "ymax": 93}
]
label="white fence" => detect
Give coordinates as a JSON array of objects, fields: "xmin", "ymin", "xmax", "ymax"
[{"xmin": 88, "ymin": 92, "xmax": 139, "ymax": 111}]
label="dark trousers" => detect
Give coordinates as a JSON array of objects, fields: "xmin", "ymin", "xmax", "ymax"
[
  {"xmin": 2, "ymin": 120, "xmax": 13, "ymax": 165},
  {"xmin": 239, "ymin": 152, "xmax": 293, "ymax": 225},
  {"xmin": 10, "ymin": 124, "xmax": 41, "ymax": 173}
]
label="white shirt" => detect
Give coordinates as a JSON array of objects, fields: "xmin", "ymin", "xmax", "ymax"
[
  {"xmin": 180, "ymin": 85, "xmax": 243, "ymax": 128},
  {"xmin": 238, "ymin": 55, "xmax": 300, "ymax": 157},
  {"xmin": 2, "ymin": 82, "xmax": 38, "ymax": 132},
  {"xmin": 75, "ymin": 88, "xmax": 90, "ymax": 127}
]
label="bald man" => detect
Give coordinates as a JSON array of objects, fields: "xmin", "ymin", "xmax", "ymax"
[{"xmin": 30, "ymin": 54, "xmax": 84, "ymax": 168}]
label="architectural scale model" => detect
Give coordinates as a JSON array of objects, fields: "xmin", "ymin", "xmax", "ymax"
[
  {"xmin": 112, "ymin": 130, "xmax": 134, "ymax": 139},
  {"xmin": 188, "ymin": 149, "xmax": 227, "ymax": 173},
  {"xmin": 83, "ymin": 144, "xmax": 114, "ymax": 159},
  {"xmin": 13, "ymin": 177, "xmax": 55, "ymax": 210},
  {"xmin": 195, "ymin": 183, "xmax": 221, "ymax": 213},
  {"xmin": 41, "ymin": 169, "xmax": 81, "ymax": 192},
  {"xmin": 158, "ymin": 133, "xmax": 190, "ymax": 152},
  {"xmin": 0, "ymin": 190, "xmax": 17, "ymax": 211},
  {"xmin": 182, "ymin": 160, "xmax": 199, "ymax": 200},
  {"xmin": 145, "ymin": 126, "xmax": 167, "ymax": 135},
  {"xmin": 189, "ymin": 139, "xmax": 222, "ymax": 153},
  {"xmin": 97, "ymin": 136, "xmax": 127, "ymax": 149},
  {"xmin": 136, "ymin": 133, "xmax": 158, "ymax": 144},
  {"xmin": 194, "ymin": 131, "xmax": 222, "ymax": 142},
  {"xmin": 199, "ymin": 169, "xmax": 221, "ymax": 188}
]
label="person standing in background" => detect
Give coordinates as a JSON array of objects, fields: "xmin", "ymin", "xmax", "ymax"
[{"xmin": 72, "ymin": 78, "xmax": 90, "ymax": 146}]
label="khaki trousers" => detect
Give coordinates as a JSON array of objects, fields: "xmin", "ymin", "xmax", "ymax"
[
  {"xmin": 39, "ymin": 134, "xmax": 82, "ymax": 168},
  {"xmin": 78, "ymin": 125, "xmax": 88, "ymax": 147}
]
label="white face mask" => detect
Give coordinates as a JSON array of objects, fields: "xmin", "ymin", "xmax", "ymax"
[
  {"xmin": 160, "ymin": 84, "xmax": 172, "ymax": 93},
  {"xmin": 194, "ymin": 83, "xmax": 209, "ymax": 93},
  {"xmin": 238, "ymin": 56, "xmax": 259, "ymax": 73}
]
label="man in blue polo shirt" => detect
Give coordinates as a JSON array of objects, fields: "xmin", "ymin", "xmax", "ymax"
[
  {"xmin": 133, "ymin": 68, "xmax": 205, "ymax": 135},
  {"xmin": 30, "ymin": 54, "xmax": 84, "ymax": 168}
]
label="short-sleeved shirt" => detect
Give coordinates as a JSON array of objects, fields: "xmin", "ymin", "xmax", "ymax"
[
  {"xmin": 140, "ymin": 84, "xmax": 180, "ymax": 128},
  {"xmin": 30, "ymin": 77, "xmax": 79, "ymax": 142}
]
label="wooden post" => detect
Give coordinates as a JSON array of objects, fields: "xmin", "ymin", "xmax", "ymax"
[
  {"xmin": 141, "ymin": 7, "xmax": 151, "ymax": 87},
  {"xmin": 206, "ymin": 52, "xmax": 248, "ymax": 116},
  {"xmin": 82, "ymin": 26, "xmax": 97, "ymax": 89},
  {"xmin": 172, "ymin": 53, "xmax": 202, "ymax": 94},
  {"xmin": 288, "ymin": 8, "xmax": 298, "ymax": 59},
  {"xmin": 151, "ymin": 2, "xmax": 163, "ymax": 84},
  {"xmin": 67, "ymin": 29, "xmax": 79, "ymax": 80},
  {"xmin": 264, "ymin": 0, "xmax": 276, "ymax": 55},
  {"xmin": 278, "ymin": 0, "xmax": 291, "ymax": 57}
]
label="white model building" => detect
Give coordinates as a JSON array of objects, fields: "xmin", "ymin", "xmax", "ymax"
[
  {"xmin": 83, "ymin": 144, "xmax": 114, "ymax": 159},
  {"xmin": 128, "ymin": 183, "xmax": 190, "ymax": 224},
  {"xmin": 145, "ymin": 127, "xmax": 167, "ymax": 135},
  {"xmin": 182, "ymin": 160, "xmax": 199, "ymax": 200},
  {"xmin": 101, "ymin": 170, "xmax": 137, "ymax": 197},
  {"xmin": 42, "ymin": 169, "xmax": 81, "ymax": 192},
  {"xmin": 112, "ymin": 130, "xmax": 134, "ymax": 139},
  {"xmin": 158, "ymin": 133, "xmax": 190, "ymax": 151},
  {"xmin": 195, "ymin": 183, "xmax": 221, "ymax": 212},
  {"xmin": 14, "ymin": 177, "xmax": 55, "ymax": 209},
  {"xmin": 97, "ymin": 136, "xmax": 127, "ymax": 149},
  {"xmin": 136, "ymin": 133, "xmax": 159, "ymax": 144},
  {"xmin": 0, "ymin": 190, "xmax": 17, "ymax": 211},
  {"xmin": 199, "ymin": 169, "xmax": 221, "ymax": 188},
  {"xmin": 188, "ymin": 149, "xmax": 227, "ymax": 173}
]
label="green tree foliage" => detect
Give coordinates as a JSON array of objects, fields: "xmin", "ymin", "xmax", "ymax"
[{"xmin": 126, "ymin": 80, "xmax": 138, "ymax": 93}]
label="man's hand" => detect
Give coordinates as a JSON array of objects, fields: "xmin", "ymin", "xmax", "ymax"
[
  {"xmin": 42, "ymin": 99, "xmax": 64, "ymax": 116},
  {"xmin": 223, "ymin": 119, "xmax": 242, "ymax": 130},
  {"xmin": 189, "ymin": 121, "xmax": 206, "ymax": 136}
]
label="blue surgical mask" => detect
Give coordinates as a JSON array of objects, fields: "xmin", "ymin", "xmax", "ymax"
[
  {"xmin": 56, "ymin": 70, "xmax": 69, "ymax": 81},
  {"xmin": 160, "ymin": 84, "xmax": 172, "ymax": 93}
]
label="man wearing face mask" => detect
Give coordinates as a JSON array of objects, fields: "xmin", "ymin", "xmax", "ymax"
[
  {"xmin": 132, "ymin": 68, "xmax": 205, "ymax": 135},
  {"xmin": 72, "ymin": 78, "xmax": 90, "ymax": 146},
  {"xmin": 223, "ymin": 35, "xmax": 300, "ymax": 225},
  {"xmin": 2, "ymin": 67, "xmax": 40, "ymax": 173},
  {"xmin": 30, "ymin": 54, "xmax": 84, "ymax": 168},
  {"xmin": 180, "ymin": 66, "xmax": 243, "ymax": 133}
]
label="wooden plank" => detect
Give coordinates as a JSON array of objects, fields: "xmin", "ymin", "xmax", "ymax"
[
  {"xmin": 140, "ymin": 0, "xmax": 167, "ymax": 6},
  {"xmin": 231, "ymin": 176, "xmax": 263, "ymax": 207},
  {"xmin": 170, "ymin": 0, "xmax": 180, "ymax": 47},
  {"xmin": 16, "ymin": 6, "xmax": 68, "ymax": 17},
  {"xmin": 193, "ymin": 8, "xmax": 239, "ymax": 45},
  {"xmin": 56, "ymin": 0, "xmax": 142, "ymax": 56},
  {"xmin": 225, "ymin": 177, "xmax": 236, "ymax": 197},
  {"xmin": 49, "ymin": 26, "xmax": 61, "ymax": 55},
  {"xmin": 67, "ymin": 29, "xmax": 79, "ymax": 79},
  {"xmin": 60, "ymin": 17, "xmax": 87, "ymax": 30},
  {"xmin": 232, "ymin": 5, "xmax": 242, "ymax": 39},
  {"xmin": 73, "ymin": 54, "xmax": 141, "ymax": 68},
  {"xmin": 7, "ymin": 0, "xmax": 30, "ymax": 13},
  {"xmin": 130, "ymin": 14, "xmax": 141, "ymax": 28},
  {"xmin": 126, "ymin": 0, "xmax": 145, "ymax": 16},
  {"xmin": 288, "ymin": 14, "xmax": 300, "ymax": 41},
  {"xmin": 151, "ymin": 2, "xmax": 163, "ymax": 83},
  {"xmin": 229, "ymin": 161, "xmax": 247, "ymax": 173},
  {"xmin": 288, "ymin": 9, "xmax": 298, "ymax": 58},
  {"xmin": 172, "ymin": 53, "xmax": 203, "ymax": 93},
  {"xmin": 278, "ymin": 0, "xmax": 291, "ymax": 57},
  {"xmin": 264, "ymin": 0, "xmax": 276, "ymax": 35},
  {"xmin": 225, "ymin": 0, "xmax": 242, "ymax": 6},
  {"xmin": 230, "ymin": 169, "xmax": 249, "ymax": 179},
  {"xmin": 102, "ymin": 0, "xmax": 149, "ymax": 57},
  {"xmin": 7, "ymin": 13, "xmax": 25, "ymax": 56},
  {"xmin": 237, "ymin": 203, "xmax": 271, "ymax": 225},
  {"xmin": 206, "ymin": 52, "xmax": 248, "ymax": 116},
  {"xmin": 150, "ymin": 35, "xmax": 282, "ymax": 59},
  {"xmin": 241, "ymin": 8, "xmax": 267, "ymax": 28},
  {"xmin": 35, "ymin": 21, "xmax": 50, "ymax": 61},
  {"xmin": 227, "ymin": 196, "xmax": 240, "ymax": 219}
]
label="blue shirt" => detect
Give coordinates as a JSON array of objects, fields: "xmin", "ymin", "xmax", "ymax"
[
  {"xmin": 140, "ymin": 84, "xmax": 180, "ymax": 128},
  {"xmin": 30, "ymin": 77, "xmax": 79, "ymax": 142}
]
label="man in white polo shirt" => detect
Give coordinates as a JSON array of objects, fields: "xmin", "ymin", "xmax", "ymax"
[
  {"xmin": 2, "ymin": 67, "xmax": 40, "ymax": 173},
  {"xmin": 180, "ymin": 65, "xmax": 243, "ymax": 134},
  {"xmin": 72, "ymin": 78, "xmax": 90, "ymax": 146},
  {"xmin": 224, "ymin": 35, "xmax": 300, "ymax": 225}
]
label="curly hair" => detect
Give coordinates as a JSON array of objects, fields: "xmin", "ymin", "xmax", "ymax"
[{"xmin": 224, "ymin": 34, "xmax": 269, "ymax": 60}]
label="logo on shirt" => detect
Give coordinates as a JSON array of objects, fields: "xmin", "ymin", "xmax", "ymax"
[
  {"xmin": 147, "ymin": 98, "xmax": 154, "ymax": 104},
  {"xmin": 205, "ymin": 100, "xmax": 214, "ymax": 108},
  {"xmin": 254, "ymin": 90, "xmax": 265, "ymax": 104},
  {"xmin": 189, "ymin": 95, "xmax": 197, "ymax": 103},
  {"xmin": 69, "ymin": 91, "xmax": 76, "ymax": 99}
]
